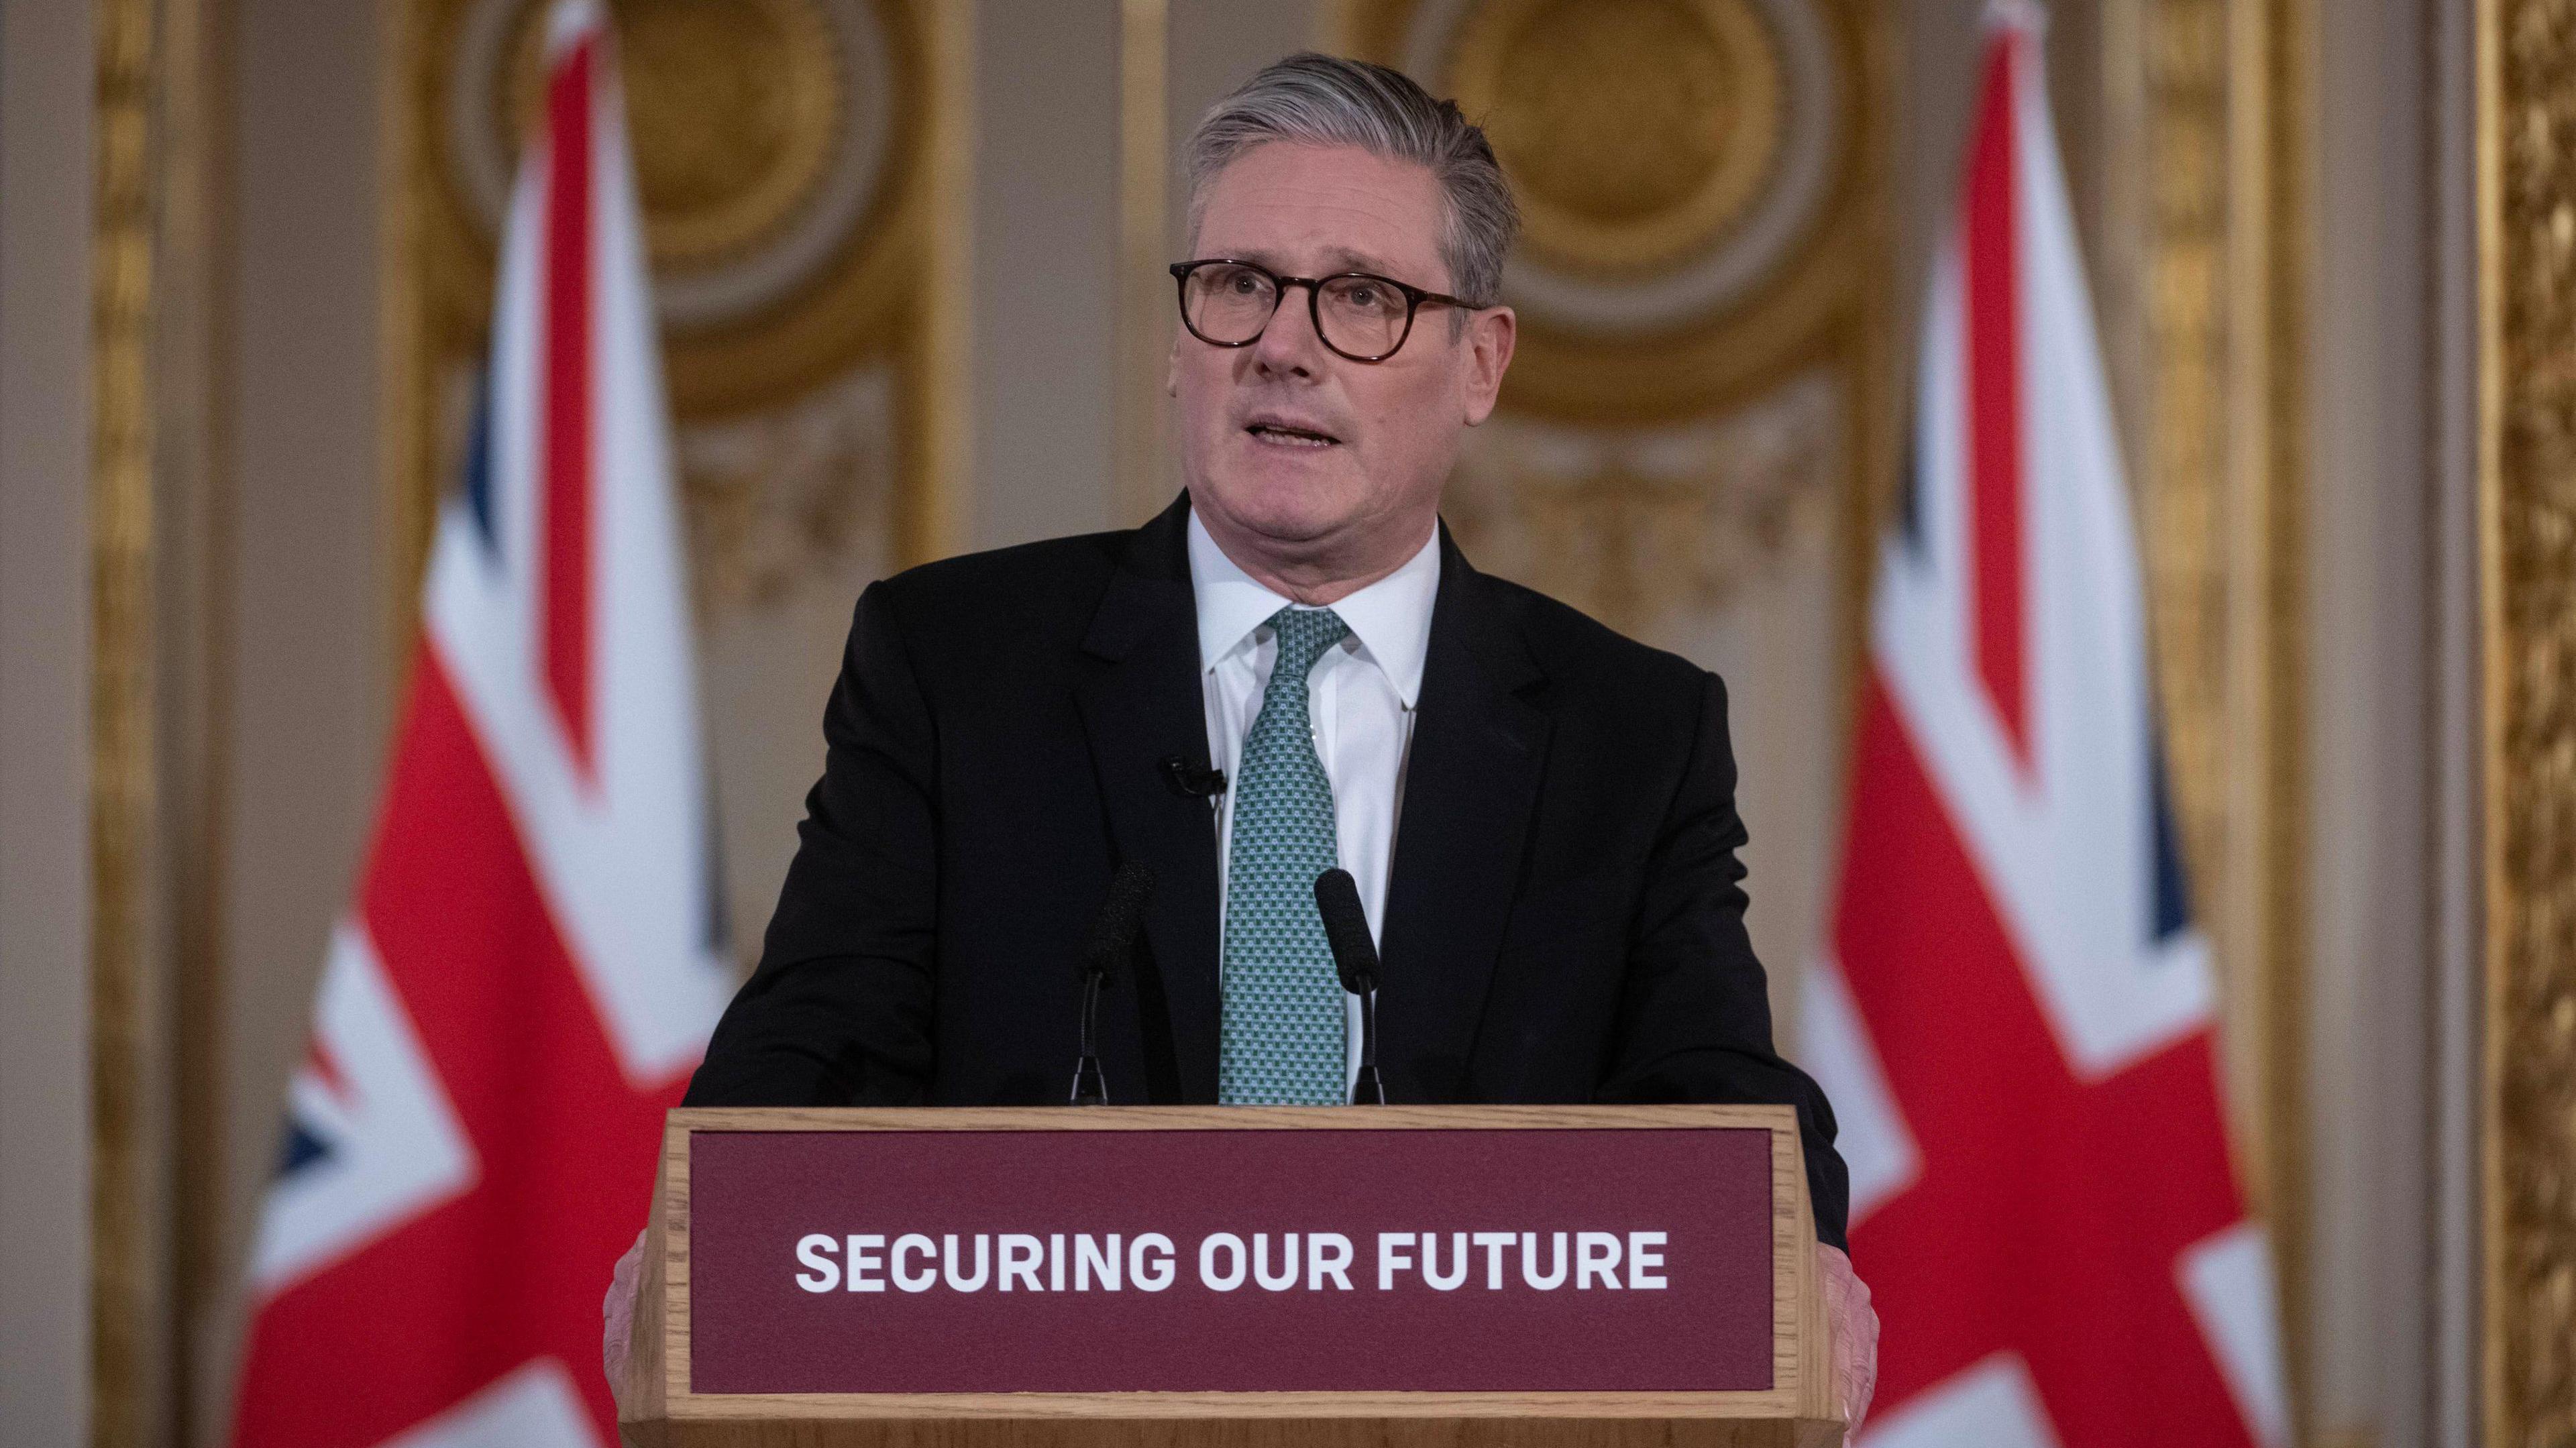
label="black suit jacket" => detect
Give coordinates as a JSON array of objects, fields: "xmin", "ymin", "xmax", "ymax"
[{"xmin": 684, "ymin": 494, "xmax": 1850, "ymax": 1248}]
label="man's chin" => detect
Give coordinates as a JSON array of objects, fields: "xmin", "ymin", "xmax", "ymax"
[{"xmin": 1198, "ymin": 478, "xmax": 1357, "ymax": 549}]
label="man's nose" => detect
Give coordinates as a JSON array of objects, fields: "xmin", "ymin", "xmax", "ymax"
[{"xmin": 1249, "ymin": 286, "xmax": 1328, "ymax": 378}]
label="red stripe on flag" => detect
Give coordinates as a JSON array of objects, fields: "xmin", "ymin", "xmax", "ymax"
[
  {"xmin": 226, "ymin": 645, "xmax": 684, "ymax": 1447},
  {"xmin": 541, "ymin": 40, "xmax": 596, "ymax": 779},
  {"xmin": 1964, "ymin": 34, "xmax": 2030, "ymax": 768},
  {"xmin": 302, "ymin": 1040, "xmax": 351, "ymax": 1104},
  {"xmin": 1833, "ymin": 671, "xmax": 2253, "ymax": 1445}
]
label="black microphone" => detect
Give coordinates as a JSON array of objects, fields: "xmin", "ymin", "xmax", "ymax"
[
  {"xmin": 1313, "ymin": 868, "xmax": 1385, "ymax": 1105},
  {"xmin": 1071, "ymin": 862, "xmax": 1156, "ymax": 1106},
  {"xmin": 1159, "ymin": 755, "xmax": 1228, "ymax": 798}
]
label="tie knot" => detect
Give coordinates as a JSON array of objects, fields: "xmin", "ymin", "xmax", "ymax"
[{"xmin": 1266, "ymin": 606, "xmax": 1350, "ymax": 679}]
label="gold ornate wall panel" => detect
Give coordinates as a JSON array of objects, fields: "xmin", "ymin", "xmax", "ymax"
[
  {"xmin": 1341, "ymin": 0, "xmax": 1887, "ymax": 633},
  {"xmin": 1336, "ymin": 0, "xmax": 1888, "ymax": 1015},
  {"xmin": 91, "ymin": 0, "xmax": 239, "ymax": 1437},
  {"xmin": 2098, "ymin": 0, "xmax": 2310, "ymax": 1433},
  {"xmin": 93, "ymin": 0, "xmax": 170, "ymax": 1442},
  {"xmin": 91, "ymin": 0, "xmax": 244, "ymax": 1441},
  {"xmin": 2479, "ymin": 0, "xmax": 2576, "ymax": 1442},
  {"xmin": 389, "ymin": 0, "xmax": 967, "ymax": 966}
]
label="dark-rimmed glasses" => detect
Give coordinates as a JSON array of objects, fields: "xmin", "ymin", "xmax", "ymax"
[{"xmin": 1169, "ymin": 259, "xmax": 1472, "ymax": 363}]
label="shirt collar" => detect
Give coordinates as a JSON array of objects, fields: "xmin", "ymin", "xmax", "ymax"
[{"xmin": 1186, "ymin": 508, "xmax": 1442, "ymax": 709}]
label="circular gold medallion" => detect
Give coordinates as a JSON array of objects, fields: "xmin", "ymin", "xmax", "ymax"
[
  {"xmin": 1403, "ymin": 0, "xmax": 1841, "ymax": 343},
  {"xmin": 1366, "ymin": 0, "xmax": 1861, "ymax": 422},
  {"xmin": 1450, "ymin": 0, "xmax": 1784, "ymax": 279},
  {"xmin": 504, "ymin": 0, "xmax": 843, "ymax": 270},
  {"xmin": 445, "ymin": 0, "xmax": 902, "ymax": 335}
]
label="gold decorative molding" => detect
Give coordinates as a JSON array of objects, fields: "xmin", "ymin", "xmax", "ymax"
[
  {"xmin": 2477, "ymin": 0, "xmax": 2576, "ymax": 1442},
  {"xmin": 91, "ymin": 0, "xmax": 231, "ymax": 1441},
  {"xmin": 1440, "ymin": 366, "xmax": 1844, "ymax": 635},
  {"xmin": 680, "ymin": 368, "xmax": 897, "ymax": 614},
  {"xmin": 915, "ymin": 0, "xmax": 970, "ymax": 560},
  {"xmin": 91, "ymin": 0, "xmax": 168, "ymax": 1442}
]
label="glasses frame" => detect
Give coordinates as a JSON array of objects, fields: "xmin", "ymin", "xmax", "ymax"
[{"xmin": 1167, "ymin": 258, "xmax": 1475, "ymax": 364}]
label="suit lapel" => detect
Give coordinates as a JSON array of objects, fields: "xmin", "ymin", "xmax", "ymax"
[
  {"xmin": 1377, "ymin": 530, "xmax": 1549, "ymax": 1101},
  {"xmin": 1075, "ymin": 496, "xmax": 1224, "ymax": 1102}
]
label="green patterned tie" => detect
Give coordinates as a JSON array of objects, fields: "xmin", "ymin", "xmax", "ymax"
[{"xmin": 1218, "ymin": 606, "xmax": 1352, "ymax": 1105}]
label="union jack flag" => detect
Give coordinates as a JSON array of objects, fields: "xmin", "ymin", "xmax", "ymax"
[
  {"xmin": 1799, "ymin": 8, "xmax": 2290, "ymax": 1445},
  {"xmin": 229, "ymin": 4, "xmax": 727, "ymax": 1443}
]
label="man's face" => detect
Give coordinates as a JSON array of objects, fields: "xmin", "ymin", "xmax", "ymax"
[{"xmin": 1171, "ymin": 142, "xmax": 1515, "ymax": 563}]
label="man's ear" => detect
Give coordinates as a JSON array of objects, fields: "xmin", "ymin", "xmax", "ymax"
[
  {"xmin": 1167, "ymin": 333, "xmax": 1183, "ymax": 397},
  {"xmin": 1460, "ymin": 305, "xmax": 1516, "ymax": 427}
]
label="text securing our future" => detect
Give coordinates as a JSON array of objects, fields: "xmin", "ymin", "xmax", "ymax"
[{"xmin": 790, "ymin": 1229, "xmax": 1673, "ymax": 1295}]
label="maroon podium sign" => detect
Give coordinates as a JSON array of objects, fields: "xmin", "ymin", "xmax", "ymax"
[
  {"xmin": 625, "ymin": 1105, "xmax": 1839, "ymax": 1448},
  {"xmin": 688, "ymin": 1113, "xmax": 1777, "ymax": 1395}
]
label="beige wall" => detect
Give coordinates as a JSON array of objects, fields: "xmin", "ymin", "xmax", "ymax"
[
  {"xmin": 1169, "ymin": 0, "xmax": 1325, "ymax": 202},
  {"xmin": 966, "ymin": 0, "xmax": 1326, "ymax": 549},
  {"xmin": 199, "ymin": 0, "xmax": 394, "ymax": 1435},
  {"xmin": 969, "ymin": 0, "xmax": 1123, "ymax": 547},
  {"xmin": 968, "ymin": 0, "xmax": 1329, "ymax": 546},
  {"xmin": 0, "ymin": 0, "xmax": 97, "ymax": 1441},
  {"xmin": 2307, "ymin": 0, "xmax": 2440, "ymax": 1439}
]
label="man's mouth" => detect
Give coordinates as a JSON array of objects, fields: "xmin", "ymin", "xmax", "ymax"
[{"xmin": 1245, "ymin": 421, "xmax": 1341, "ymax": 449}]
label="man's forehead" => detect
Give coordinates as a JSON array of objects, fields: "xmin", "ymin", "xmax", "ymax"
[
  {"xmin": 1220, "ymin": 241, "xmax": 1409, "ymax": 276},
  {"xmin": 1194, "ymin": 143, "xmax": 1448, "ymax": 280}
]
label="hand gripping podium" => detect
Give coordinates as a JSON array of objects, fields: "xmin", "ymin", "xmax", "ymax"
[{"xmin": 619, "ymin": 1104, "xmax": 1841, "ymax": 1448}]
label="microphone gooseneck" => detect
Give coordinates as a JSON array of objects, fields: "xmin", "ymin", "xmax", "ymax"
[
  {"xmin": 1313, "ymin": 868, "xmax": 1385, "ymax": 1105},
  {"xmin": 1071, "ymin": 862, "xmax": 1157, "ymax": 1106}
]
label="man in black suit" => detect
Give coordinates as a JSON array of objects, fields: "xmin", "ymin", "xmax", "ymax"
[
  {"xmin": 612, "ymin": 52, "xmax": 1874, "ymax": 1423},
  {"xmin": 682, "ymin": 490, "xmax": 1842, "ymax": 1141}
]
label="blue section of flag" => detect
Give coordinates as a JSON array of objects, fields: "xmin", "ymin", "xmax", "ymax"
[
  {"xmin": 277, "ymin": 1115, "xmax": 333, "ymax": 1178},
  {"xmin": 462, "ymin": 370, "xmax": 498, "ymax": 557},
  {"xmin": 2149, "ymin": 728, "xmax": 2192, "ymax": 941},
  {"xmin": 1898, "ymin": 434, "xmax": 1927, "ymax": 555}
]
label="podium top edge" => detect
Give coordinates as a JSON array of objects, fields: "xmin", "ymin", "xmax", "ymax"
[
  {"xmin": 647, "ymin": 1388, "xmax": 1823, "ymax": 1421},
  {"xmin": 664, "ymin": 1103, "xmax": 1799, "ymax": 1135}
]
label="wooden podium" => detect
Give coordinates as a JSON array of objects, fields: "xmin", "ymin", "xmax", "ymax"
[{"xmin": 620, "ymin": 1104, "xmax": 1841, "ymax": 1448}]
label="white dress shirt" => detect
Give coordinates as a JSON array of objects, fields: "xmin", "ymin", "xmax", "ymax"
[{"xmin": 1187, "ymin": 510, "xmax": 1441, "ymax": 1094}]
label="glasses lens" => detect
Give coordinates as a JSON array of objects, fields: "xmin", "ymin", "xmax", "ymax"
[
  {"xmin": 1182, "ymin": 264, "xmax": 1279, "ymax": 344},
  {"xmin": 1318, "ymin": 275, "xmax": 1409, "ymax": 358}
]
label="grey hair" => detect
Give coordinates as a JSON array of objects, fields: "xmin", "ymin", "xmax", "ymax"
[{"xmin": 1183, "ymin": 52, "xmax": 1519, "ymax": 309}]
